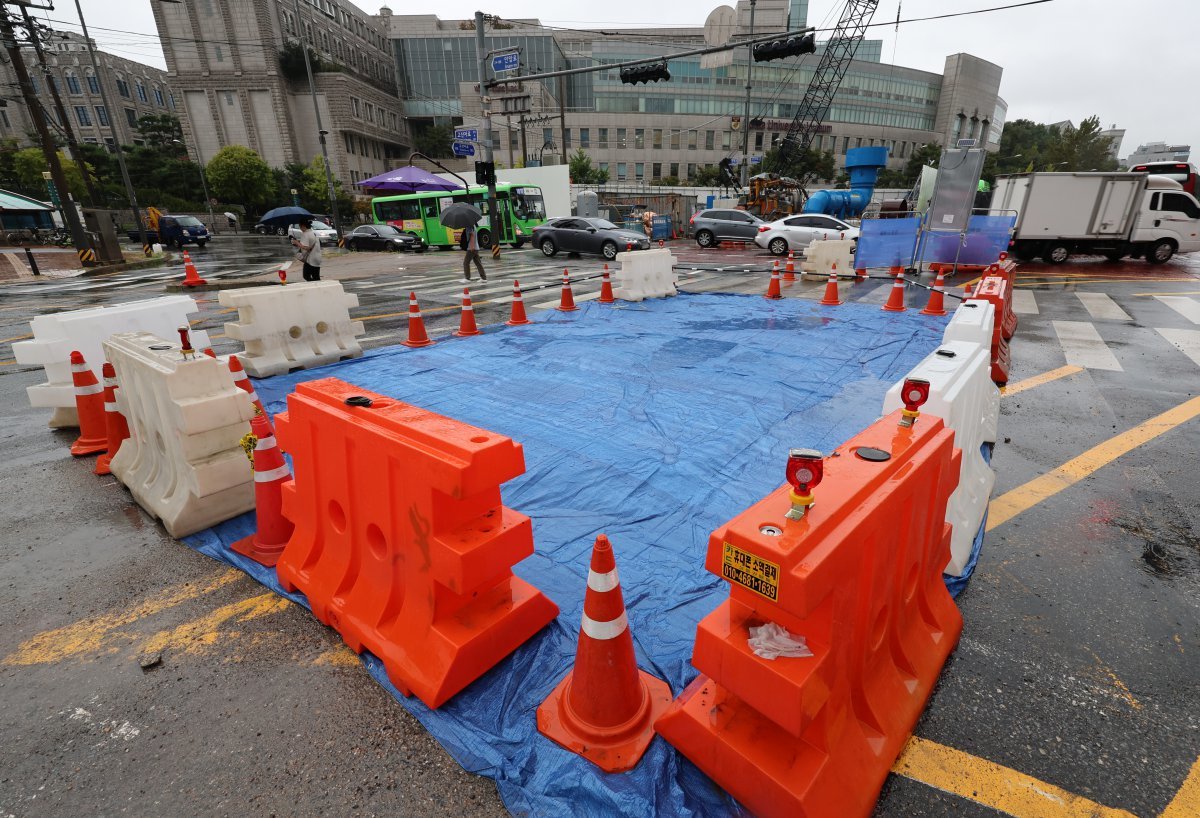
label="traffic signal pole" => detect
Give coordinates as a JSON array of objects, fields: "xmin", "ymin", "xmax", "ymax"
[
  {"xmin": 474, "ymin": 11, "xmax": 501, "ymax": 258},
  {"xmin": 740, "ymin": 0, "xmax": 756, "ymax": 188}
]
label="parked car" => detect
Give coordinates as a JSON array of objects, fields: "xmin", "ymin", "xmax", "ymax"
[
  {"xmin": 532, "ymin": 217, "xmax": 651, "ymax": 260},
  {"xmin": 753, "ymin": 214, "xmax": 860, "ymax": 256},
  {"xmin": 287, "ymin": 220, "xmax": 339, "ymax": 245},
  {"xmin": 689, "ymin": 209, "xmax": 764, "ymax": 248},
  {"xmin": 345, "ymin": 224, "xmax": 426, "ymax": 252}
]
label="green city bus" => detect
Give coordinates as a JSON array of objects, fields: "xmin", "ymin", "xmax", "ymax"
[{"xmin": 371, "ymin": 183, "xmax": 547, "ymax": 249}]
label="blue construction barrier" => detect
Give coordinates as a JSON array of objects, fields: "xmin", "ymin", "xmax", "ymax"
[{"xmin": 918, "ymin": 215, "xmax": 1016, "ymax": 266}]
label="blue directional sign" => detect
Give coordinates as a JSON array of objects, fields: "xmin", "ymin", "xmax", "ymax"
[
  {"xmin": 454, "ymin": 128, "xmax": 478, "ymax": 142},
  {"xmin": 452, "ymin": 141, "xmax": 475, "ymax": 158},
  {"xmin": 492, "ymin": 51, "xmax": 520, "ymax": 73}
]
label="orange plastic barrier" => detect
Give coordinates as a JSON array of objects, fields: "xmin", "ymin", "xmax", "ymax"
[
  {"xmin": 274, "ymin": 378, "xmax": 559, "ymax": 708},
  {"xmin": 968, "ymin": 277, "xmax": 1014, "ymax": 384},
  {"xmin": 655, "ymin": 410, "xmax": 963, "ymax": 818}
]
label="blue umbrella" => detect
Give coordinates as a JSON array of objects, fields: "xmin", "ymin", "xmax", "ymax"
[{"xmin": 258, "ymin": 206, "xmax": 312, "ymax": 225}]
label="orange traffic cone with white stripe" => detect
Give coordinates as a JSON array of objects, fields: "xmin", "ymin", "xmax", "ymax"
[
  {"xmin": 921, "ymin": 269, "xmax": 948, "ymax": 316},
  {"xmin": 228, "ymin": 355, "xmax": 265, "ymax": 415},
  {"xmin": 764, "ymin": 261, "xmax": 782, "ymax": 299},
  {"xmin": 882, "ymin": 267, "xmax": 907, "ymax": 312},
  {"xmin": 507, "ymin": 280, "xmax": 531, "ymax": 326},
  {"xmin": 855, "ymin": 266, "xmax": 868, "ymax": 283},
  {"xmin": 598, "ymin": 265, "xmax": 615, "ymax": 304},
  {"xmin": 401, "ymin": 291, "xmax": 434, "ymax": 347},
  {"xmin": 557, "ymin": 269, "xmax": 578, "ymax": 312},
  {"xmin": 94, "ymin": 362, "xmax": 130, "ymax": 475},
  {"xmin": 180, "ymin": 250, "xmax": 206, "ymax": 287},
  {"xmin": 819, "ymin": 263, "xmax": 842, "ymax": 306},
  {"xmin": 231, "ymin": 412, "xmax": 294, "ymax": 567},
  {"xmin": 537, "ymin": 534, "xmax": 672, "ymax": 773},
  {"xmin": 69, "ymin": 351, "xmax": 107, "ymax": 457},
  {"xmin": 783, "ymin": 251, "xmax": 796, "ymax": 281},
  {"xmin": 454, "ymin": 288, "xmax": 480, "ymax": 336}
]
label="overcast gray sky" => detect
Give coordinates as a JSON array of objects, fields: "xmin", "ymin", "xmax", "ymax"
[{"xmin": 44, "ymin": 0, "xmax": 1199, "ymax": 160}]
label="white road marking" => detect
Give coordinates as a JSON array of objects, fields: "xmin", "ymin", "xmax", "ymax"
[
  {"xmin": 1154, "ymin": 295, "xmax": 1200, "ymax": 325},
  {"xmin": 530, "ymin": 290, "xmax": 603, "ymax": 310},
  {"xmin": 1011, "ymin": 289, "xmax": 1039, "ymax": 315},
  {"xmin": 1052, "ymin": 320, "xmax": 1123, "ymax": 371},
  {"xmin": 1075, "ymin": 292, "xmax": 1131, "ymax": 321},
  {"xmin": 1156, "ymin": 327, "xmax": 1200, "ymax": 367}
]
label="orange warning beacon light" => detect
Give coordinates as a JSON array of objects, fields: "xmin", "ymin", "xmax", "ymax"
[
  {"xmin": 784, "ymin": 447, "xmax": 823, "ymax": 521},
  {"xmin": 899, "ymin": 377, "xmax": 930, "ymax": 428},
  {"xmin": 177, "ymin": 326, "xmax": 196, "ymax": 359}
]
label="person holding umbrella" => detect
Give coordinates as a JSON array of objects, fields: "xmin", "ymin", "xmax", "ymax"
[
  {"xmin": 291, "ymin": 217, "xmax": 322, "ymax": 281},
  {"xmin": 440, "ymin": 202, "xmax": 487, "ymax": 283}
]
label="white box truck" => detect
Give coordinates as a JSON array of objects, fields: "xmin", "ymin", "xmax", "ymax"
[{"xmin": 992, "ymin": 172, "xmax": 1200, "ymax": 264}]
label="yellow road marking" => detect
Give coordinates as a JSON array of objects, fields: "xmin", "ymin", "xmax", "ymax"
[
  {"xmin": 1002, "ymin": 365, "xmax": 1084, "ymax": 397},
  {"xmin": 988, "ymin": 394, "xmax": 1200, "ymax": 532},
  {"xmin": 1132, "ymin": 290, "xmax": 1200, "ymax": 297},
  {"xmin": 358, "ymin": 303, "xmax": 459, "ymax": 322},
  {"xmin": 2, "ymin": 569, "xmax": 242, "ymax": 665},
  {"xmin": 140, "ymin": 592, "xmax": 290, "ymax": 656},
  {"xmin": 0, "ymin": 332, "xmax": 33, "ymax": 344},
  {"xmin": 1016, "ymin": 278, "xmax": 1195, "ymax": 287},
  {"xmin": 1161, "ymin": 757, "xmax": 1200, "ymax": 818},
  {"xmin": 893, "ymin": 736, "xmax": 1137, "ymax": 818},
  {"xmin": 312, "ymin": 645, "xmax": 361, "ymax": 667},
  {"xmin": 1086, "ymin": 648, "xmax": 1142, "ymax": 711}
]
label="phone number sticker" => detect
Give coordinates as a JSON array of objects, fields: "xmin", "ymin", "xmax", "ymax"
[{"xmin": 721, "ymin": 542, "xmax": 780, "ymax": 601}]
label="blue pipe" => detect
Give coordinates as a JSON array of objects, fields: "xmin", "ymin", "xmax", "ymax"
[{"xmin": 802, "ymin": 146, "xmax": 890, "ymax": 220}]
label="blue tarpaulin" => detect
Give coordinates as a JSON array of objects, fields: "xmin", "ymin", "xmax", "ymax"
[{"xmin": 186, "ymin": 292, "xmax": 961, "ymax": 817}]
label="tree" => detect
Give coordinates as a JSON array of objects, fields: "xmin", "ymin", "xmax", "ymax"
[
  {"xmin": 903, "ymin": 142, "xmax": 942, "ymax": 185},
  {"xmin": 12, "ymin": 148, "xmax": 87, "ymax": 201},
  {"xmin": 302, "ymin": 155, "xmax": 353, "ymax": 217},
  {"xmin": 691, "ymin": 165, "xmax": 721, "ymax": 186},
  {"xmin": 568, "ymin": 148, "xmax": 607, "ymax": 184},
  {"xmin": 413, "ymin": 124, "xmax": 453, "ymax": 159},
  {"xmin": 135, "ymin": 114, "xmax": 184, "ymax": 150},
  {"xmin": 278, "ymin": 42, "xmax": 335, "ymax": 81},
  {"xmin": 761, "ymin": 147, "xmax": 836, "ymax": 182},
  {"xmin": 205, "ymin": 145, "xmax": 276, "ymax": 210}
]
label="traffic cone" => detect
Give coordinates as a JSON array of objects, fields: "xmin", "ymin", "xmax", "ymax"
[
  {"xmin": 557, "ymin": 269, "xmax": 578, "ymax": 312},
  {"xmin": 228, "ymin": 354, "xmax": 265, "ymax": 415},
  {"xmin": 598, "ymin": 265, "xmax": 615, "ymax": 304},
  {"xmin": 507, "ymin": 280, "xmax": 531, "ymax": 326},
  {"xmin": 180, "ymin": 250, "xmax": 206, "ymax": 287},
  {"xmin": 764, "ymin": 261, "xmax": 782, "ymax": 299},
  {"xmin": 921, "ymin": 270, "xmax": 948, "ymax": 316},
  {"xmin": 202, "ymin": 347, "xmax": 217, "ymax": 358},
  {"xmin": 94, "ymin": 362, "xmax": 129, "ymax": 476},
  {"xmin": 855, "ymin": 267, "xmax": 867, "ymax": 282},
  {"xmin": 454, "ymin": 288, "xmax": 480, "ymax": 336},
  {"xmin": 820, "ymin": 263, "xmax": 842, "ymax": 306},
  {"xmin": 401, "ymin": 292, "xmax": 434, "ymax": 347},
  {"xmin": 537, "ymin": 534, "xmax": 672, "ymax": 773},
  {"xmin": 882, "ymin": 268, "xmax": 907, "ymax": 312},
  {"xmin": 231, "ymin": 412, "xmax": 295, "ymax": 567},
  {"xmin": 783, "ymin": 251, "xmax": 796, "ymax": 281},
  {"xmin": 68, "ymin": 351, "xmax": 107, "ymax": 456}
]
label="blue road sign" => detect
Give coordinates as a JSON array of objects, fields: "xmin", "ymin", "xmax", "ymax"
[
  {"xmin": 454, "ymin": 128, "xmax": 478, "ymax": 142},
  {"xmin": 452, "ymin": 141, "xmax": 475, "ymax": 158},
  {"xmin": 492, "ymin": 51, "xmax": 520, "ymax": 73}
]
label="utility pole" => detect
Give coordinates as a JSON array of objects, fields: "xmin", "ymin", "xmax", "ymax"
[
  {"xmin": 740, "ymin": 0, "xmax": 756, "ymax": 188},
  {"xmin": 73, "ymin": 0, "xmax": 149, "ymax": 255},
  {"xmin": 293, "ymin": 0, "xmax": 343, "ymax": 242},
  {"xmin": 557, "ymin": 73, "xmax": 567, "ymax": 166},
  {"xmin": 519, "ymin": 114, "xmax": 527, "ymax": 167},
  {"xmin": 22, "ymin": 10, "xmax": 98, "ymax": 207},
  {"xmin": 0, "ymin": 6, "xmax": 93, "ymax": 262},
  {"xmin": 474, "ymin": 10, "xmax": 500, "ymax": 255}
]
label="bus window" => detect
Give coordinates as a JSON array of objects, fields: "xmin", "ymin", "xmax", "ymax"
[
  {"xmin": 424, "ymin": 202, "xmax": 438, "ymax": 218},
  {"xmin": 375, "ymin": 201, "xmax": 403, "ymax": 222},
  {"xmin": 512, "ymin": 187, "xmax": 546, "ymax": 220}
]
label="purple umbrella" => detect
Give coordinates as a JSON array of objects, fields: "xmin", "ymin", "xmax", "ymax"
[{"xmin": 357, "ymin": 165, "xmax": 464, "ymax": 193}]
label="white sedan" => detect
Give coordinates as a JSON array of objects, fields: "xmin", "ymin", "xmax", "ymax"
[
  {"xmin": 754, "ymin": 214, "xmax": 860, "ymax": 256},
  {"xmin": 287, "ymin": 220, "xmax": 339, "ymax": 245}
]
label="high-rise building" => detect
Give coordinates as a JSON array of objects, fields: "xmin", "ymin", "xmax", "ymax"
[
  {"xmin": 149, "ymin": 0, "xmax": 410, "ymax": 188},
  {"xmin": 0, "ymin": 31, "xmax": 173, "ymax": 148}
]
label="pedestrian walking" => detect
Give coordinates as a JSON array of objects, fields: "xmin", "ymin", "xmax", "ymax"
[
  {"xmin": 461, "ymin": 224, "xmax": 487, "ymax": 282},
  {"xmin": 291, "ymin": 217, "xmax": 322, "ymax": 281}
]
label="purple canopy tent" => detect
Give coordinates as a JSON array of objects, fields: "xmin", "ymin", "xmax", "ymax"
[{"xmin": 357, "ymin": 154, "xmax": 470, "ymax": 193}]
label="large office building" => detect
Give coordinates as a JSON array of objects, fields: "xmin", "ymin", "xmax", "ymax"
[
  {"xmin": 0, "ymin": 31, "xmax": 173, "ymax": 148},
  {"xmin": 386, "ymin": 1, "xmax": 1006, "ymax": 184},
  {"xmin": 1124, "ymin": 141, "xmax": 1191, "ymax": 167},
  {"xmin": 150, "ymin": 0, "xmax": 411, "ymax": 187}
]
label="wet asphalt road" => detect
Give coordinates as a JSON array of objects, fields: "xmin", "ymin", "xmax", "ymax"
[{"xmin": 0, "ymin": 237, "xmax": 1197, "ymax": 817}]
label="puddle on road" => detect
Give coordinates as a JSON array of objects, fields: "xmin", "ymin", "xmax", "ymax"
[{"xmin": 1107, "ymin": 513, "xmax": 1200, "ymax": 579}]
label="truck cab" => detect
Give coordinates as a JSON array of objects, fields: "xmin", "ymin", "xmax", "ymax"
[{"xmin": 1131, "ymin": 178, "xmax": 1200, "ymax": 262}]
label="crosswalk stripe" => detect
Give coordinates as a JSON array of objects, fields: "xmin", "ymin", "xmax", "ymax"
[
  {"xmin": 1075, "ymin": 292, "xmax": 1132, "ymax": 321},
  {"xmin": 1157, "ymin": 328, "xmax": 1200, "ymax": 367},
  {"xmin": 530, "ymin": 291, "xmax": 603, "ymax": 310},
  {"xmin": 1154, "ymin": 296, "xmax": 1200, "ymax": 325},
  {"xmin": 1011, "ymin": 289, "xmax": 1039, "ymax": 315},
  {"xmin": 1052, "ymin": 320, "xmax": 1123, "ymax": 371}
]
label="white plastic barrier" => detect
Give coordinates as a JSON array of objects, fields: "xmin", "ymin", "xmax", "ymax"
[
  {"xmin": 104, "ymin": 331, "xmax": 256, "ymax": 538},
  {"xmin": 12, "ymin": 296, "xmax": 210, "ymax": 428},
  {"xmin": 942, "ymin": 299, "xmax": 994, "ymax": 347},
  {"xmin": 613, "ymin": 248, "xmax": 678, "ymax": 302},
  {"xmin": 883, "ymin": 339, "xmax": 1000, "ymax": 576},
  {"xmin": 218, "ymin": 281, "xmax": 364, "ymax": 378},
  {"xmin": 799, "ymin": 238, "xmax": 855, "ymax": 279}
]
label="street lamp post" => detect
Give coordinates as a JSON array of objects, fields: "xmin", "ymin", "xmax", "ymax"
[{"xmin": 174, "ymin": 139, "xmax": 215, "ymax": 230}]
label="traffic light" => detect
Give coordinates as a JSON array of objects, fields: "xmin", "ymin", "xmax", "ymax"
[
  {"xmin": 752, "ymin": 32, "xmax": 816, "ymax": 62},
  {"xmin": 474, "ymin": 160, "xmax": 497, "ymax": 186},
  {"xmin": 619, "ymin": 61, "xmax": 671, "ymax": 85}
]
